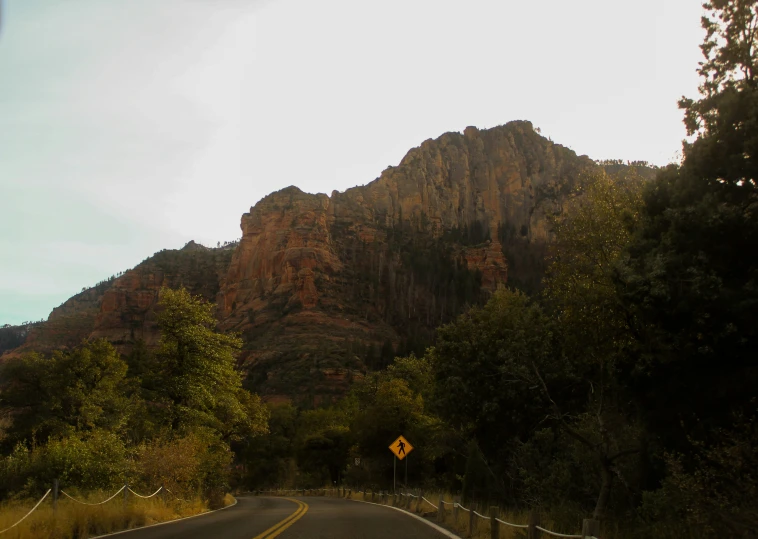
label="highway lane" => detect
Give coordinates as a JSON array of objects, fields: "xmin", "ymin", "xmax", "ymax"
[
  {"xmin": 100, "ymin": 495, "xmax": 451, "ymax": 539},
  {"xmin": 274, "ymin": 497, "xmax": 451, "ymax": 539}
]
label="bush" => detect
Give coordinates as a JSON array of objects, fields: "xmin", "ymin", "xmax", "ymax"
[
  {"xmin": 135, "ymin": 429, "xmax": 232, "ymax": 504},
  {"xmin": 0, "ymin": 430, "xmax": 127, "ymax": 498}
]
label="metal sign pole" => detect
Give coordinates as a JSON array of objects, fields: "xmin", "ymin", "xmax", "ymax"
[
  {"xmin": 405, "ymin": 454, "xmax": 408, "ymax": 487},
  {"xmin": 393, "ymin": 455, "xmax": 396, "ymax": 494}
]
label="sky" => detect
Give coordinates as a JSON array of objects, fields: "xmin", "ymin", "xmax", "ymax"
[{"xmin": 0, "ymin": 0, "xmax": 705, "ymax": 325}]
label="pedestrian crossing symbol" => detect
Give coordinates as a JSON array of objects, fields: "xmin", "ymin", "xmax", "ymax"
[{"xmin": 389, "ymin": 435, "xmax": 414, "ymax": 461}]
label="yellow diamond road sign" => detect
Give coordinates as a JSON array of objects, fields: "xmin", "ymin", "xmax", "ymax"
[{"xmin": 389, "ymin": 435, "xmax": 414, "ymax": 461}]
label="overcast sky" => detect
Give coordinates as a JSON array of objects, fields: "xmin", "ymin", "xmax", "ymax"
[{"xmin": 0, "ymin": 0, "xmax": 704, "ymax": 325}]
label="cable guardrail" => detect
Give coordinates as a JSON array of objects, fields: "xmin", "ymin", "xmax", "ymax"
[
  {"xmin": 0, "ymin": 489, "xmax": 51, "ymax": 535},
  {"xmin": 128, "ymin": 486, "xmax": 163, "ymax": 499},
  {"xmin": 473, "ymin": 509, "xmax": 490, "ymax": 520},
  {"xmin": 61, "ymin": 485, "xmax": 127, "ymax": 506},
  {"xmin": 496, "ymin": 516, "xmax": 529, "ymax": 529},
  {"xmin": 535, "ymin": 526, "xmax": 584, "ymax": 538},
  {"xmin": 421, "ymin": 497, "xmax": 438, "ymax": 510}
]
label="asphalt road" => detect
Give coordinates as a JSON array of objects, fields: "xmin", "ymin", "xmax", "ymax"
[{"xmin": 102, "ymin": 496, "xmax": 452, "ymax": 539}]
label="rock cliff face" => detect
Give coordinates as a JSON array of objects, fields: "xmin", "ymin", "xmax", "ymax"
[
  {"xmin": 2, "ymin": 121, "xmax": 648, "ymax": 402},
  {"xmin": 331, "ymin": 122, "xmax": 592, "ymax": 241}
]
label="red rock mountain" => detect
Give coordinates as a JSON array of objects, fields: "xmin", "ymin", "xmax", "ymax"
[{"xmin": 2, "ymin": 121, "xmax": 647, "ymax": 403}]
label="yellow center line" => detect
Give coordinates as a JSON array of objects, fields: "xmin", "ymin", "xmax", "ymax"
[{"xmin": 252, "ymin": 498, "xmax": 309, "ymax": 539}]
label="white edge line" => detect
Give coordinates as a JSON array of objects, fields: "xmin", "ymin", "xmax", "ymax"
[
  {"xmin": 88, "ymin": 496, "xmax": 238, "ymax": 539},
  {"xmin": 349, "ymin": 498, "xmax": 462, "ymax": 539}
]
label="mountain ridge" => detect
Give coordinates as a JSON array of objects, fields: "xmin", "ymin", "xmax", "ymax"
[{"xmin": 2, "ymin": 120, "xmax": 656, "ymax": 402}]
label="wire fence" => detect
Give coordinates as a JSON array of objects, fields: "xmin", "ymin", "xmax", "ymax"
[
  {"xmin": 0, "ymin": 482, "xmax": 176, "ymax": 535},
  {"xmin": 255, "ymin": 487, "xmax": 602, "ymax": 539}
]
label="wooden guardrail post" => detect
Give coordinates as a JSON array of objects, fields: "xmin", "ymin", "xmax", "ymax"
[
  {"xmin": 53, "ymin": 479, "xmax": 59, "ymax": 514},
  {"xmin": 453, "ymin": 496, "xmax": 460, "ymax": 524},
  {"xmin": 490, "ymin": 506, "xmax": 499, "ymax": 539},
  {"xmin": 582, "ymin": 518, "xmax": 599, "ymax": 538},
  {"xmin": 437, "ymin": 494, "xmax": 444, "ymax": 523},
  {"xmin": 371, "ymin": 489, "xmax": 375, "ymax": 502},
  {"xmin": 468, "ymin": 502, "xmax": 477, "ymax": 538},
  {"xmin": 527, "ymin": 510, "xmax": 541, "ymax": 539},
  {"xmin": 123, "ymin": 481, "xmax": 128, "ymax": 511},
  {"xmin": 417, "ymin": 490, "xmax": 424, "ymax": 514}
]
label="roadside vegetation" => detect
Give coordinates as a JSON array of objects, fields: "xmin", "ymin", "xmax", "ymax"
[
  {"xmin": 0, "ymin": 494, "xmax": 209, "ymax": 539},
  {"xmin": 0, "ymin": 288, "xmax": 268, "ymax": 537}
]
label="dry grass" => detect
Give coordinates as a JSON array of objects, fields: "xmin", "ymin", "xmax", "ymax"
[{"xmin": 0, "ymin": 490, "xmax": 209, "ymax": 539}]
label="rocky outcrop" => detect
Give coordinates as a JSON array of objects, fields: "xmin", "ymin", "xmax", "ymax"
[
  {"xmin": 6, "ymin": 247, "xmax": 232, "ymax": 359},
  {"xmin": 220, "ymin": 187, "xmax": 341, "ymax": 324},
  {"xmin": 463, "ymin": 241, "xmax": 509, "ymax": 289},
  {"xmin": 332, "ymin": 121, "xmax": 593, "ymax": 243}
]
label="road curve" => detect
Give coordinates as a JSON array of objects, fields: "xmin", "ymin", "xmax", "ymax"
[{"xmin": 99, "ymin": 495, "xmax": 451, "ymax": 539}]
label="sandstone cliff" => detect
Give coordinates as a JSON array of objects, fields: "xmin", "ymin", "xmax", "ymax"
[{"xmin": 2, "ymin": 121, "xmax": 653, "ymax": 402}]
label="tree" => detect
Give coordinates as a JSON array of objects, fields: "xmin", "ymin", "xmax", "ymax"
[
  {"xmin": 151, "ymin": 287, "xmax": 268, "ymax": 440},
  {"xmin": 239, "ymin": 402, "xmax": 298, "ymax": 488},
  {"xmin": 543, "ymin": 171, "xmax": 644, "ymax": 363},
  {"xmin": 0, "ymin": 339, "xmax": 133, "ymax": 447},
  {"xmin": 432, "ymin": 283, "xmax": 642, "ymax": 518},
  {"xmin": 430, "ymin": 290, "xmax": 560, "ymax": 503},
  {"xmin": 615, "ymin": 3, "xmax": 758, "ymax": 534},
  {"xmin": 350, "ymin": 357, "xmax": 443, "ymax": 489},
  {"xmin": 295, "ymin": 406, "xmax": 352, "ymax": 486},
  {"xmin": 618, "ymin": 0, "xmax": 758, "ymax": 451},
  {"xmin": 681, "ymin": 0, "xmax": 758, "ymax": 135},
  {"xmin": 539, "ymin": 171, "xmax": 646, "ymax": 519}
]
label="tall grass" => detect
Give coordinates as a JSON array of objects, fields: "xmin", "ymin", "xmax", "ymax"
[{"xmin": 0, "ymin": 491, "xmax": 208, "ymax": 539}]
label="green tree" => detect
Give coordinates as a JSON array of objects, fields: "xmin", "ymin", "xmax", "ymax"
[
  {"xmin": 543, "ymin": 171, "xmax": 643, "ymax": 363},
  {"xmin": 295, "ymin": 406, "xmax": 352, "ymax": 486},
  {"xmin": 539, "ymin": 171, "xmax": 646, "ymax": 519},
  {"xmin": 615, "ymin": 2, "xmax": 758, "ymax": 535},
  {"xmin": 350, "ymin": 359, "xmax": 442, "ymax": 489},
  {"xmin": 239, "ymin": 402, "xmax": 298, "ymax": 488},
  {"xmin": 681, "ymin": 0, "xmax": 757, "ymax": 134},
  {"xmin": 619, "ymin": 0, "xmax": 758, "ymax": 450},
  {"xmin": 431, "ymin": 290, "xmax": 555, "ymax": 452},
  {"xmin": 0, "ymin": 339, "xmax": 133, "ymax": 446},
  {"xmin": 151, "ymin": 287, "xmax": 269, "ymax": 440},
  {"xmin": 430, "ymin": 290, "xmax": 561, "ymax": 502}
]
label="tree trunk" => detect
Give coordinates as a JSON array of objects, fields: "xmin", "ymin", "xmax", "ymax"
[{"xmin": 593, "ymin": 458, "xmax": 613, "ymax": 520}]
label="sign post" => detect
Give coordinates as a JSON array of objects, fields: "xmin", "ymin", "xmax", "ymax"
[{"xmin": 388, "ymin": 435, "xmax": 414, "ymax": 495}]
